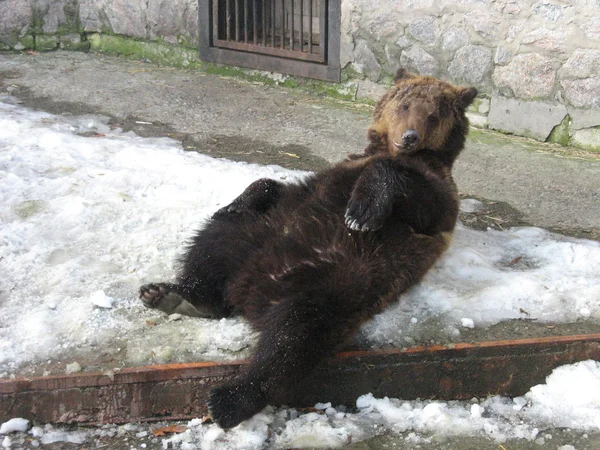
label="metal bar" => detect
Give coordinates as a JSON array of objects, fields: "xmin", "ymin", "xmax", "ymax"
[
  {"xmin": 308, "ymin": 0, "xmax": 312, "ymax": 53},
  {"xmin": 214, "ymin": 38, "xmax": 324, "ymax": 62},
  {"xmin": 226, "ymin": 0, "xmax": 231, "ymax": 40},
  {"xmin": 244, "ymin": 0, "xmax": 248, "ymax": 43},
  {"xmin": 253, "ymin": 0, "xmax": 257, "ymax": 44},
  {"xmin": 271, "ymin": 0, "xmax": 275, "ymax": 47},
  {"xmin": 3, "ymin": 334, "xmax": 600, "ymax": 424},
  {"xmin": 299, "ymin": 0, "xmax": 303, "ymax": 52},
  {"xmin": 326, "ymin": 0, "xmax": 341, "ymax": 71},
  {"xmin": 261, "ymin": 0, "xmax": 267, "ymax": 47},
  {"xmin": 290, "ymin": 0, "xmax": 296, "ymax": 51},
  {"xmin": 235, "ymin": 0, "xmax": 239, "ymax": 41},
  {"xmin": 319, "ymin": 0, "xmax": 326, "ymax": 58},
  {"xmin": 211, "ymin": 0, "xmax": 219, "ymax": 44},
  {"xmin": 280, "ymin": 0, "xmax": 285, "ymax": 49}
]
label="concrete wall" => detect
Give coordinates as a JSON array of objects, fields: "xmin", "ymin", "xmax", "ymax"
[{"xmin": 1, "ymin": 0, "xmax": 599, "ymax": 149}]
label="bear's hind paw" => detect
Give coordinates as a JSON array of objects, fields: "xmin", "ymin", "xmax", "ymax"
[{"xmin": 208, "ymin": 382, "xmax": 267, "ymax": 429}]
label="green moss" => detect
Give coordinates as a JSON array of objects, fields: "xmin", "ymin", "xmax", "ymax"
[
  {"xmin": 547, "ymin": 115, "xmax": 572, "ymax": 147},
  {"xmin": 340, "ymin": 66, "xmax": 363, "ymax": 83},
  {"xmin": 18, "ymin": 35, "xmax": 36, "ymax": 50},
  {"xmin": 85, "ymin": 34, "xmax": 358, "ymax": 100},
  {"xmin": 88, "ymin": 34, "xmax": 202, "ymax": 69},
  {"xmin": 35, "ymin": 35, "xmax": 59, "ymax": 51},
  {"xmin": 61, "ymin": 37, "xmax": 91, "ymax": 52}
]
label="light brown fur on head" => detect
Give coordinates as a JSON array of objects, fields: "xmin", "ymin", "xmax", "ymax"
[{"xmin": 365, "ymin": 68, "xmax": 477, "ymax": 164}]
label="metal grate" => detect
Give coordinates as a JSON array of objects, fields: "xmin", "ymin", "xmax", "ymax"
[
  {"xmin": 213, "ymin": 0, "xmax": 326, "ymax": 63},
  {"xmin": 200, "ymin": 0, "xmax": 341, "ymax": 81}
]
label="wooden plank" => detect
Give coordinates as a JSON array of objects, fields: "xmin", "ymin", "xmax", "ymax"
[{"xmin": 2, "ymin": 335, "xmax": 599, "ymax": 424}]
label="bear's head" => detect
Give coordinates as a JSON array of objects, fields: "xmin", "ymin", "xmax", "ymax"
[{"xmin": 366, "ymin": 69, "xmax": 478, "ymax": 165}]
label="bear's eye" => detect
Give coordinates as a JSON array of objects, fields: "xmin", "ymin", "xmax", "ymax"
[
  {"xmin": 401, "ymin": 103, "xmax": 409, "ymax": 112},
  {"xmin": 427, "ymin": 114, "xmax": 439, "ymax": 125}
]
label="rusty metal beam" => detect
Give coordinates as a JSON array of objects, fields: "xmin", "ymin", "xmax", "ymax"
[{"xmin": 2, "ymin": 334, "xmax": 599, "ymax": 425}]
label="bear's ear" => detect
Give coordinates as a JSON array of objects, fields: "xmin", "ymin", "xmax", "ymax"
[
  {"xmin": 394, "ymin": 68, "xmax": 416, "ymax": 84},
  {"xmin": 456, "ymin": 87, "xmax": 478, "ymax": 109}
]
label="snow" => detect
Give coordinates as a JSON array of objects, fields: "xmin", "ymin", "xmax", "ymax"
[
  {"xmin": 1, "ymin": 98, "xmax": 599, "ymax": 377},
  {"xmin": 154, "ymin": 360, "xmax": 600, "ymax": 448},
  {"xmin": 1, "ymin": 99, "xmax": 600, "ymax": 447},
  {"xmin": 0, "ymin": 418, "xmax": 29, "ymax": 434},
  {"xmin": 461, "ymin": 318, "xmax": 475, "ymax": 328}
]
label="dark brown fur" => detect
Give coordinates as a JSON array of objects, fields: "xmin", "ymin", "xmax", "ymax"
[{"xmin": 139, "ymin": 69, "xmax": 477, "ymax": 429}]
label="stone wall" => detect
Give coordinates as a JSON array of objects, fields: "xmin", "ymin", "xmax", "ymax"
[
  {"xmin": 342, "ymin": 0, "xmax": 600, "ymax": 149},
  {"xmin": 1, "ymin": 0, "xmax": 599, "ymax": 149}
]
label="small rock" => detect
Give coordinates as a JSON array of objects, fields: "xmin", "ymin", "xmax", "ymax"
[{"xmin": 65, "ymin": 362, "xmax": 81, "ymax": 374}]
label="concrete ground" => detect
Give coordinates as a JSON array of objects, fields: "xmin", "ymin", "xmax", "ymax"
[
  {"xmin": 1, "ymin": 51, "xmax": 599, "ymax": 237},
  {"xmin": 1, "ymin": 51, "xmax": 600, "ymax": 449}
]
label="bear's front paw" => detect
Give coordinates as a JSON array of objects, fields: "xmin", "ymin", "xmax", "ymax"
[
  {"xmin": 345, "ymin": 197, "xmax": 388, "ymax": 232},
  {"xmin": 208, "ymin": 382, "xmax": 268, "ymax": 429}
]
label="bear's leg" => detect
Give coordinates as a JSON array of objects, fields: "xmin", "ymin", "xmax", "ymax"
[
  {"xmin": 139, "ymin": 179, "xmax": 289, "ymax": 318},
  {"xmin": 214, "ymin": 178, "xmax": 283, "ymax": 216},
  {"xmin": 140, "ymin": 210, "xmax": 272, "ymax": 319},
  {"xmin": 208, "ymin": 288, "xmax": 367, "ymax": 428}
]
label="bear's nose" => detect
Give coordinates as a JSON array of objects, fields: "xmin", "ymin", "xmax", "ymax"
[{"xmin": 402, "ymin": 130, "xmax": 420, "ymax": 146}]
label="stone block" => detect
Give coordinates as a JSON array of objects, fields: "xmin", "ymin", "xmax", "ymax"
[
  {"xmin": 463, "ymin": 10, "xmax": 503, "ymax": 40},
  {"xmin": 441, "ymin": 27, "xmax": 469, "ymax": 54},
  {"xmin": 0, "ymin": 0, "xmax": 31, "ymax": 37},
  {"xmin": 448, "ymin": 45, "xmax": 492, "ymax": 84},
  {"xmin": 367, "ymin": 14, "xmax": 399, "ymax": 38},
  {"xmin": 584, "ymin": 17, "xmax": 600, "ymax": 42},
  {"xmin": 522, "ymin": 27, "xmax": 568, "ymax": 52},
  {"xmin": 147, "ymin": 0, "xmax": 198, "ymax": 45},
  {"xmin": 384, "ymin": 43, "xmax": 402, "ymax": 73},
  {"xmin": 31, "ymin": 0, "xmax": 78, "ymax": 34},
  {"xmin": 561, "ymin": 77, "xmax": 600, "ymax": 109},
  {"xmin": 572, "ymin": 128, "xmax": 600, "ymax": 151},
  {"xmin": 488, "ymin": 96, "xmax": 568, "ymax": 141},
  {"xmin": 494, "ymin": 46, "xmax": 512, "ymax": 65},
  {"xmin": 568, "ymin": 108, "xmax": 600, "ymax": 130},
  {"xmin": 531, "ymin": 2, "xmax": 566, "ymax": 22},
  {"xmin": 84, "ymin": 0, "xmax": 146, "ymax": 38},
  {"xmin": 356, "ymin": 79, "xmax": 389, "ymax": 102},
  {"xmin": 400, "ymin": 45, "xmax": 437, "ymax": 76},
  {"xmin": 493, "ymin": 53, "xmax": 556, "ymax": 99},
  {"xmin": 562, "ymin": 50, "xmax": 600, "ymax": 79},
  {"xmin": 353, "ymin": 39, "xmax": 382, "ymax": 81},
  {"xmin": 80, "ymin": 0, "xmax": 111, "ymax": 33},
  {"xmin": 408, "ymin": 16, "xmax": 437, "ymax": 45}
]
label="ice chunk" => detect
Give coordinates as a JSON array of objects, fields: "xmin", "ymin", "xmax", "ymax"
[
  {"xmin": 461, "ymin": 318, "xmax": 475, "ymax": 328},
  {"xmin": 90, "ymin": 290, "xmax": 114, "ymax": 309},
  {"xmin": 0, "ymin": 418, "xmax": 29, "ymax": 434}
]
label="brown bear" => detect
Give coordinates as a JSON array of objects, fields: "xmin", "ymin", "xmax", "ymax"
[{"xmin": 139, "ymin": 68, "xmax": 477, "ymax": 429}]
